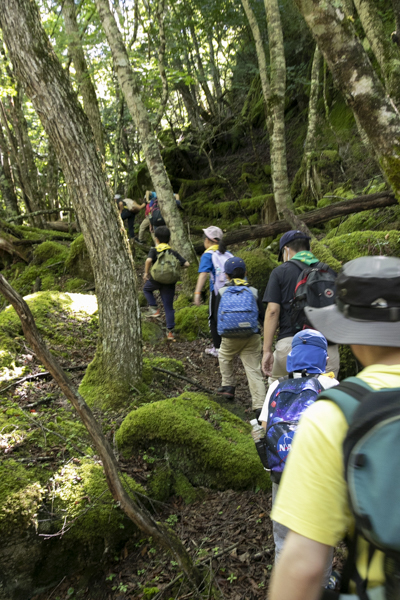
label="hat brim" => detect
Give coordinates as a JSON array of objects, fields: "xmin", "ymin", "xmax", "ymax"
[{"xmin": 305, "ymin": 305, "xmax": 400, "ymax": 347}]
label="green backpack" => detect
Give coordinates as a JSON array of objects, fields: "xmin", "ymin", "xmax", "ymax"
[
  {"xmin": 319, "ymin": 378, "xmax": 400, "ymax": 600},
  {"xmin": 150, "ymin": 250, "xmax": 181, "ymax": 284}
]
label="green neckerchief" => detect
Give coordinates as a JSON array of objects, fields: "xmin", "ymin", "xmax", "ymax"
[
  {"xmin": 291, "ymin": 251, "xmax": 319, "ymax": 266},
  {"xmin": 231, "ymin": 278, "xmax": 249, "ymax": 286},
  {"xmin": 156, "ymin": 243, "xmax": 171, "ymax": 253}
]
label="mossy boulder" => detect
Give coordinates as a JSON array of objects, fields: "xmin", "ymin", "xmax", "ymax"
[
  {"xmin": 310, "ymin": 240, "xmax": 342, "ymax": 272},
  {"xmin": 175, "ymin": 305, "xmax": 210, "ymax": 341},
  {"xmin": 0, "ymin": 457, "xmax": 142, "ymax": 600},
  {"xmin": 235, "ymin": 248, "xmax": 278, "ymax": 297},
  {"xmin": 116, "ymin": 393, "xmax": 271, "ymax": 495},
  {"xmin": 142, "ymin": 357, "xmax": 184, "ymax": 385},
  {"xmin": 324, "ymin": 231, "xmax": 400, "ymax": 263},
  {"xmin": 325, "ymin": 205, "xmax": 400, "ymax": 238},
  {"xmin": 142, "ymin": 319, "xmax": 164, "ymax": 343},
  {"xmin": 65, "ymin": 234, "xmax": 94, "ymax": 282}
]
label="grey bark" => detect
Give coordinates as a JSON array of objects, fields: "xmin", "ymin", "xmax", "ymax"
[
  {"xmin": 0, "ymin": 0, "xmax": 143, "ymax": 396},
  {"xmin": 0, "ymin": 121, "xmax": 19, "ymax": 216},
  {"xmin": 154, "ymin": 0, "xmax": 169, "ymax": 128},
  {"xmin": 352, "ymin": 0, "xmax": 400, "ymax": 107},
  {"xmin": 293, "ymin": 0, "xmax": 400, "ymax": 198},
  {"xmin": 94, "ymin": 0, "xmax": 196, "ymax": 262},
  {"xmin": 63, "ymin": 0, "xmax": 105, "ymax": 156}
]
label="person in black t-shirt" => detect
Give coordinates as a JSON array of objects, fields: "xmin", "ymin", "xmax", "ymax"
[
  {"xmin": 143, "ymin": 226, "xmax": 189, "ymax": 340},
  {"xmin": 262, "ymin": 230, "xmax": 340, "ymax": 384}
]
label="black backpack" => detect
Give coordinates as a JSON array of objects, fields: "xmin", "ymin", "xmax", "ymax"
[
  {"xmin": 289, "ymin": 260, "xmax": 336, "ymax": 332},
  {"xmin": 149, "ymin": 200, "xmax": 166, "ymax": 228}
]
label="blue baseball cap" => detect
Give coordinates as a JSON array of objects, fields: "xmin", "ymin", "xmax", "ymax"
[
  {"xmin": 224, "ymin": 256, "xmax": 246, "ymax": 275},
  {"xmin": 286, "ymin": 329, "xmax": 328, "ymax": 374},
  {"xmin": 278, "ymin": 230, "xmax": 311, "ymax": 261}
]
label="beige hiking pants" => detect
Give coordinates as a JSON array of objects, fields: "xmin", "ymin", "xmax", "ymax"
[
  {"xmin": 139, "ymin": 215, "xmax": 156, "ymax": 243},
  {"xmin": 268, "ymin": 337, "xmax": 340, "ymax": 387},
  {"xmin": 218, "ymin": 334, "xmax": 266, "ymax": 409}
]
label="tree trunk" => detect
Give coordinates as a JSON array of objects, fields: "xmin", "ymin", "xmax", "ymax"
[
  {"xmin": 241, "ymin": 0, "xmax": 293, "ymax": 219},
  {"xmin": 63, "ymin": 0, "xmax": 105, "ymax": 156},
  {"xmin": 293, "ymin": 0, "xmax": 400, "ymax": 198},
  {"xmin": 0, "ymin": 121, "xmax": 19, "ymax": 216},
  {"xmin": 193, "ymin": 191, "xmax": 396, "ymax": 252},
  {"xmin": 0, "ymin": 0, "xmax": 143, "ymax": 404},
  {"xmin": 0, "ymin": 273, "xmax": 203, "ymax": 590},
  {"xmin": 94, "ymin": 0, "xmax": 196, "ymax": 262},
  {"xmin": 45, "ymin": 140, "xmax": 60, "ymax": 220},
  {"xmin": 153, "ymin": 0, "xmax": 169, "ymax": 128}
]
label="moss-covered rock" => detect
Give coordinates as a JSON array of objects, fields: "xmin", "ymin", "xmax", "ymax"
[
  {"xmin": 142, "ymin": 319, "xmax": 164, "ymax": 343},
  {"xmin": 310, "ymin": 240, "xmax": 342, "ymax": 272},
  {"xmin": 324, "ymin": 231, "xmax": 400, "ymax": 263},
  {"xmin": 173, "ymin": 472, "xmax": 203, "ymax": 504},
  {"xmin": 173, "ymin": 293, "xmax": 192, "ymax": 311},
  {"xmin": 175, "ymin": 305, "xmax": 210, "ymax": 341},
  {"xmin": 116, "ymin": 393, "xmax": 271, "ymax": 494},
  {"xmin": 325, "ymin": 205, "xmax": 400, "ymax": 239},
  {"xmin": 142, "ymin": 357, "xmax": 184, "ymax": 385},
  {"xmin": 33, "ymin": 241, "xmax": 69, "ymax": 265},
  {"xmin": 65, "ymin": 234, "xmax": 94, "ymax": 282},
  {"xmin": 0, "ymin": 291, "xmax": 98, "ymax": 375}
]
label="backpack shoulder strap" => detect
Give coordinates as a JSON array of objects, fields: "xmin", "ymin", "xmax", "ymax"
[
  {"xmin": 290, "ymin": 259, "xmax": 306, "ymax": 272},
  {"xmin": 317, "ymin": 377, "xmax": 373, "ymax": 424}
]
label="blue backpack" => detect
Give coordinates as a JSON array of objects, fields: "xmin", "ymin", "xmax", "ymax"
[
  {"xmin": 265, "ymin": 375, "xmax": 323, "ymax": 483},
  {"xmin": 217, "ymin": 285, "xmax": 259, "ymax": 338}
]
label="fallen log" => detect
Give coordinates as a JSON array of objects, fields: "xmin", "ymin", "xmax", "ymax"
[
  {"xmin": 43, "ymin": 221, "xmax": 78, "ymax": 232},
  {"xmin": 6, "ymin": 208, "xmax": 75, "ymax": 223},
  {"xmin": 193, "ymin": 191, "xmax": 397, "ymax": 253}
]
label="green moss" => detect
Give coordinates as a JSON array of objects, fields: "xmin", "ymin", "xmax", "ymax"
[
  {"xmin": 65, "ymin": 234, "xmax": 94, "ymax": 281},
  {"xmin": 317, "ymin": 184, "xmax": 355, "ymax": 209},
  {"xmin": 325, "ymin": 205, "xmax": 400, "ymax": 238},
  {"xmin": 324, "ymin": 231, "xmax": 400, "ymax": 263},
  {"xmin": 116, "ymin": 393, "xmax": 271, "ymax": 493},
  {"xmin": 0, "ymin": 460, "xmax": 44, "ymax": 534},
  {"xmin": 33, "ymin": 241, "xmax": 69, "ymax": 265},
  {"xmin": 14, "ymin": 224, "xmax": 73, "ymax": 241},
  {"xmin": 173, "ymin": 293, "xmax": 192, "ymax": 311},
  {"xmin": 0, "ymin": 291, "xmax": 98, "ymax": 375},
  {"xmin": 339, "ymin": 345, "xmax": 360, "ymax": 380},
  {"xmin": 142, "ymin": 357, "xmax": 184, "ymax": 385},
  {"xmin": 142, "ymin": 319, "xmax": 164, "ymax": 344},
  {"xmin": 310, "ymin": 240, "xmax": 342, "ymax": 272},
  {"xmin": 147, "ymin": 465, "xmax": 173, "ymax": 502},
  {"xmin": 235, "ymin": 248, "xmax": 278, "ymax": 296},
  {"xmin": 173, "ymin": 472, "xmax": 202, "ymax": 504},
  {"xmin": 138, "ymin": 291, "xmax": 147, "ymax": 307},
  {"xmin": 65, "ymin": 278, "xmax": 86, "ymax": 292},
  {"xmin": 51, "ymin": 458, "xmax": 143, "ymax": 542},
  {"xmin": 175, "ymin": 305, "xmax": 210, "ymax": 341}
]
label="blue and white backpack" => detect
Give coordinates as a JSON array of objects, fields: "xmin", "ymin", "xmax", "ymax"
[
  {"xmin": 265, "ymin": 375, "xmax": 323, "ymax": 483},
  {"xmin": 217, "ymin": 284, "xmax": 259, "ymax": 338}
]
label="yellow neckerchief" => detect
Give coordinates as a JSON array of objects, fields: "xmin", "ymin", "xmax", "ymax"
[
  {"xmin": 231, "ymin": 278, "xmax": 248, "ymax": 286},
  {"xmin": 156, "ymin": 243, "xmax": 171, "ymax": 253},
  {"xmin": 323, "ymin": 371, "xmax": 335, "ymax": 379},
  {"xmin": 205, "ymin": 245, "xmax": 219, "ymax": 253}
]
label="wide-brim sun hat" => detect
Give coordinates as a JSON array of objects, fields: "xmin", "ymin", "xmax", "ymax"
[
  {"xmin": 305, "ymin": 255, "xmax": 400, "ymax": 347},
  {"xmin": 286, "ymin": 329, "xmax": 328, "ymax": 374}
]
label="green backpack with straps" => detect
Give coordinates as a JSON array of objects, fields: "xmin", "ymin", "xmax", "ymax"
[
  {"xmin": 150, "ymin": 249, "xmax": 181, "ymax": 284},
  {"xmin": 319, "ymin": 377, "xmax": 400, "ymax": 600}
]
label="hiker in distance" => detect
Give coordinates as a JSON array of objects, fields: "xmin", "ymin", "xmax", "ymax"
[
  {"xmin": 215, "ymin": 256, "xmax": 266, "ymax": 415},
  {"xmin": 257, "ymin": 329, "xmax": 338, "ymax": 585},
  {"xmin": 115, "ymin": 193, "xmax": 145, "ymax": 240},
  {"xmin": 262, "ymin": 230, "xmax": 340, "ymax": 384},
  {"xmin": 194, "ymin": 226, "xmax": 232, "ymax": 357},
  {"xmin": 269, "ymin": 255, "xmax": 400, "ymax": 600},
  {"xmin": 143, "ymin": 226, "xmax": 189, "ymax": 341}
]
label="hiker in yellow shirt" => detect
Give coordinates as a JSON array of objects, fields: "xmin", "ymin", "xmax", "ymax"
[{"xmin": 269, "ymin": 255, "xmax": 400, "ymax": 600}]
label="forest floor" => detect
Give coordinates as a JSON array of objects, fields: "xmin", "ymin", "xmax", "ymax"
[{"xmin": 3, "ymin": 290, "xmax": 344, "ymax": 600}]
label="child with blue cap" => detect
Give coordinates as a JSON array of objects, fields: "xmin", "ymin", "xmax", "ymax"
[{"xmin": 258, "ymin": 328, "xmax": 339, "ymax": 585}]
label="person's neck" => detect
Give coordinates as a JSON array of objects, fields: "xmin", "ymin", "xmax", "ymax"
[{"xmin": 351, "ymin": 345, "xmax": 400, "ymax": 367}]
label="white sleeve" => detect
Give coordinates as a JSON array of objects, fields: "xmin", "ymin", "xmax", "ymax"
[{"xmin": 258, "ymin": 380, "xmax": 280, "ymax": 423}]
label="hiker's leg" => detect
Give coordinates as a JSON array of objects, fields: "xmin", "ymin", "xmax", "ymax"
[
  {"xmin": 159, "ymin": 284, "xmax": 176, "ymax": 329},
  {"xmin": 327, "ymin": 344, "xmax": 340, "ymax": 378},
  {"xmin": 240, "ymin": 334, "xmax": 266, "ymax": 410},
  {"xmin": 138, "ymin": 216, "xmax": 149, "ymax": 242},
  {"xmin": 143, "ymin": 279, "xmax": 160, "ymax": 306},
  {"xmin": 218, "ymin": 337, "xmax": 239, "ymax": 387},
  {"xmin": 268, "ymin": 337, "xmax": 293, "ymax": 387},
  {"xmin": 209, "ymin": 293, "xmax": 221, "ymax": 349},
  {"xmin": 272, "ymin": 482, "xmax": 290, "ymax": 563},
  {"xmin": 120, "ymin": 209, "xmax": 135, "ymax": 239}
]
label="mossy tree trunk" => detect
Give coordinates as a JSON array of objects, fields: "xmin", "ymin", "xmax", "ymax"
[
  {"xmin": 293, "ymin": 0, "xmax": 400, "ymax": 199},
  {"xmin": 94, "ymin": 0, "xmax": 196, "ymax": 263},
  {"xmin": 352, "ymin": 0, "xmax": 400, "ymax": 107},
  {"xmin": 241, "ymin": 0, "xmax": 294, "ymax": 219},
  {"xmin": 0, "ymin": 0, "xmax": 143, "ymax": 406},
  {"xmin": 0, "ymin": 122, "xmax": 19, "ymax": 217},
  {"xmin": 63, "ymin": 0, "xmax": 105, "ymax": 157},
  {"xmin": 0, "ymin": 274, "xmax": 203, "ymax": 591}
]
